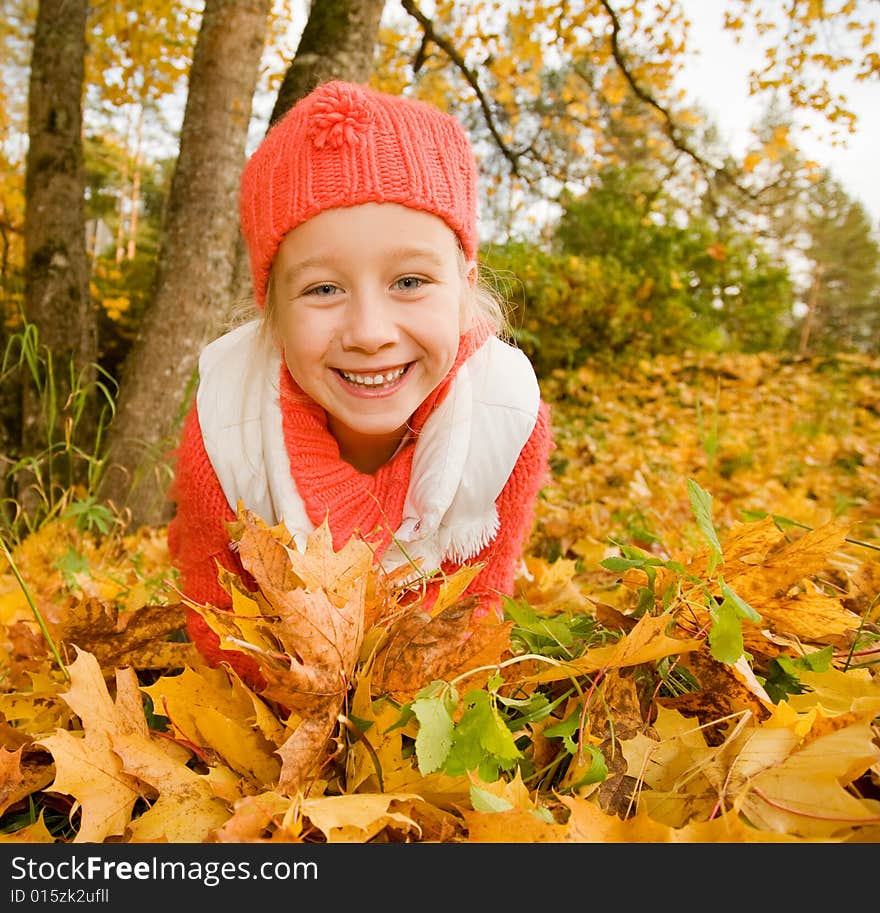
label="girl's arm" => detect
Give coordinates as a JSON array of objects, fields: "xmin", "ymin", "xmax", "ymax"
[
  {"xmin": 167, "ymin": 404, "xmax": 264, "ymax": 682},
  {"xmin": 167, "ymin": 403, "xmax": 240, "ymax": 610}
]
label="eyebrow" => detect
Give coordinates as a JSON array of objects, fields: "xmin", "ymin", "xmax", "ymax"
[{"xmin": 280, "ymin": 246, "xmax": 448, "ymax": 285}]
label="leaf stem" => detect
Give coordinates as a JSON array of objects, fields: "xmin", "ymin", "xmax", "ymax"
[{"xmin": 338, "ymin": 714, "xmax": 384, "ymax": 793}]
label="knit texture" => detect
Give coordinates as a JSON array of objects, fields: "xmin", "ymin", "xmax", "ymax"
[
  {"xmin": 240, "ymin": 80, "xmax": 479, "ymax": 308},
  {"xmin": 279, "ymin": 322, "xmax": 489, "ymax": 552},
  {"xmin": 167, "ymin": 377, "xmax": 552, "ymax": 688}
]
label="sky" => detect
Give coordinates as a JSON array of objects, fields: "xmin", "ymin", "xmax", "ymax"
[{"xmin": 674, "ymin": 1, "xmax": 879, "ymax": 227}]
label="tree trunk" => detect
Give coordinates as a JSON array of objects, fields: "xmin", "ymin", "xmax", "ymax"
[
  {"xmin": 228, "ymin": 0, "xmax": 387, "ymax": 306},
  {"xmin": 20, "ymin": 0, "xmax": 93, "ymax": 516},
  {"xmin": 97, "ymin": 0, "xmax": 272, "ymax": 528},
  {"xmin": 271, "ymin": 0, "xmax": 386, "ymax": 126}
]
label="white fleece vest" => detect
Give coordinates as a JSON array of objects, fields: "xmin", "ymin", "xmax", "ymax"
[{"xmin": 196, "ymin": 319, "xmax": 540, "ymax": 576}]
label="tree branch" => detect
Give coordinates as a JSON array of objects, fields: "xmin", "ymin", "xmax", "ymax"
[{"xmin": 401, "ymin": 0, "xmax": 522, "ymax": 176}]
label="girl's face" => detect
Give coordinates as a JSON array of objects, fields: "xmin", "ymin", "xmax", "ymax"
[{"xmin": 270, "ymin": 202, "xmax": 470, "ymax": 473}]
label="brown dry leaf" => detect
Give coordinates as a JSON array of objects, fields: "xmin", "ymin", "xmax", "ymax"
[
  {"xmin": 0, "ymin": 746, "xmax": 24, "ymax": 817},
  {"xmin": 38, "ymin": 649, "xmax": 146, "ymax": 843},
  {"xmin": 258, "ymin": 583, "xmax": 364, "ymax": 795},
  {"xmin": 370, "ymin": 595, "xmax": 514, "ymax": 702},
  {"xmin": 233, "ymin": 509, "xmax": 372, "ymax": 610},
  {"xmin": 219, "ymin": 510, "xmax": 372, "ymax": 796},
  {"xmin": 185, "ymin": 508, "xmax": 375, "ymax": 797},
  {"xmin": 52, "ymin": 598, "xmax": 195, "ymax": 673},
  {"xmin": 0, "ymin": 621, "xmax": 55, "ymax": 691},
  {"xmin": 0, "ymin": 718, "xmax": 33, "ymax": 751},
  {"xmin": 0, "ymin": 745, "xmax": 54, "ymax": 817},
  {"xmin": 662, "ymin": 644, "xmax": 774, "ymax": 737}
]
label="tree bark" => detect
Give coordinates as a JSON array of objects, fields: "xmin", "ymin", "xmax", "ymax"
[
  {"xmin": 20, "ymin": 0, "xmax": 93, "ymax": 515},
  {"xmin": 98, "ymin": 0, "xmax": 271, "ymax": 528},
  {"xmin": 270, "ymin": 0, "xmax": 386, "ymax": 127}
]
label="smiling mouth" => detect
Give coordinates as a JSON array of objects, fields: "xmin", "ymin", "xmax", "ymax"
[{"xmin": 338, "ymin": 365, "xmax": 409, "ymax": 388}]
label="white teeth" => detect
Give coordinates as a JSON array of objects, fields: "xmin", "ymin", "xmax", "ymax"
[{"xmin": 340, "ymin": 366, "xmax": 406, "ymax": 386}]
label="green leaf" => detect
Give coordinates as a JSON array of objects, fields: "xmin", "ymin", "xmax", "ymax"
[
  {"xmin": 566, "ymin": 746, "xmax": 608, "ymax": 789},
  {"xmin": 469, "ymin": 785, "xmax": 514, "ymax": 813},
  {"xmin": 412, "ymin": 695, "xmax": 455, "ymax": 775},
  {"xmin": 762, "ymin": 647, "xmax": 832, "ymax": 703},
  {"xmin": 719, "ymin": 578, "xmax": 761, "ymax": 622},
  {"xmin": 687, "ymin": 478, "xmax": 723, "ymax": 572},
  {"xmin": 707, "ymin": 582, "xmax": 756, "ymax": 665},
  {"xmin": 543, "ymin": 704, "xmax": 582, "ymax": 754},
  {"xmin": 443, "ymin": 690, "xmax": 522, "ymax": 778},
  {"xmin": 53, "ymin": 547, "xmax": 90, "ymax": 589}
]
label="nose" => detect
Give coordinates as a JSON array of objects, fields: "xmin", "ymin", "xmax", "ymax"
[{"xmin": 340, "ymin": 287, "xmax": 399, "ymax": 352}]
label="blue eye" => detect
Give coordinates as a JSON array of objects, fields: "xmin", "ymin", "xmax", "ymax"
[
  {"xmin": 395, "ymin": 276, "xmax": 425, "ymax": 290},
  {"xmin": 307, "ymin": 283, "xmax": 340, "ymax": 297}
]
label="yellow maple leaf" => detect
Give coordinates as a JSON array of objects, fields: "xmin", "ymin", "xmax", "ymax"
[
  {"xmin": 732, "ymin": 712, "xmax": 880, "ymax": 839},
  {"xmin": 214, "ymin": 790, "xmax": 305, "ymax": 843},
  {"xmin": 559, "ymin": 797, "xmax": 806, "ymax": 842},
  {"xmin": 111, "ymin": 726, "xmax": 234, "ymax": 842},
  {"xmin": 141, "ymin": 665, "xmax": 283, "ymax": 788},
  {"xmin": 0, "ymin": 669, "xmax": 72, "ymax": 737},
  {"xmin": 621, "ymin": 704, "xmax": 726, "ymax": 828},
  {"xmin": 299, "ymin": 792, "xmax": 423, "ymax": 843},
  {"xmin": 37, "ymin": 650, "xmax": 145, "ymax": 842}
]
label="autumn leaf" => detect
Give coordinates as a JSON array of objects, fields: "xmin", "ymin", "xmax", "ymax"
[
  {"xmin": 38, "ymin": 649, "xmax": 146, "ymax": 843},
  {"xmin": 370, "ymin": 591, "xmax": 514, "ymax": 702},
  {"xmin": 0, "ymin": 812, "xmax": 56, "ymax": 844},
  {"xmin": 110, "ymin": 725, "xmax": 234, "ymax": 843},
  {"xmin": 0, "ymin": 744, "xmax": 54, "ymax": 818},
  {"xmin": 521, "ymin": 612, "xmax": 703, "ymax": 684},
  {"xmin": 299, "ymin": 793, "xmax": 424, "ymax": 843},
  {"xmin": 193, "ymin": 508, "xmax": 373, "ymax": 796},
  {"xmin": 51, "ymin": 597, "xmax": 194, "ymax": 673},
  {"xmin": 3, "ymin": 349, "xmax": 879, "ymax": 844},
  {"xmin": 141, "ymin": 664, "xmax": 284, "ymax": 788}
]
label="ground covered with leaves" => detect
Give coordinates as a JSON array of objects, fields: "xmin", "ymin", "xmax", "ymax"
[{"xmin": 1, "ymin": 350, "xmax": 879, "ymax": 843}]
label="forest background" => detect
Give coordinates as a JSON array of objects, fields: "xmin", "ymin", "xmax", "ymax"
[{"xmin": 0, "ymin": 0, "xmax": 879, "ymax": 846}]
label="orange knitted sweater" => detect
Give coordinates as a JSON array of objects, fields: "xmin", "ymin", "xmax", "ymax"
[{"xmin": 167, "ymin": 337, "xmax": 552, "ymax": 685}]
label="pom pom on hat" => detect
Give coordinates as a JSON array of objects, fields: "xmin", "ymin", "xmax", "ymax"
[{"xmin": 239, "ymin": 80, "xmax": 479, "ymax": 308}]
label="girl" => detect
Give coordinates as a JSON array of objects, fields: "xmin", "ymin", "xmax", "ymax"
[{"xmin": 168, "ymin": 80, "xmax": 553, "ymax": 685}]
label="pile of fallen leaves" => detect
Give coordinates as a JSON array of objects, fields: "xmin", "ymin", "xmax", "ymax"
[{"xmin": 1, "ymin": 349, "xmax": 879, "ymax": 843}]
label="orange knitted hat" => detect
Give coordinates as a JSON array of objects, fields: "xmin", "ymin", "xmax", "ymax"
[{"xmin": 239, "ymin": 80, "xmax": 479, "ymax": 308}]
